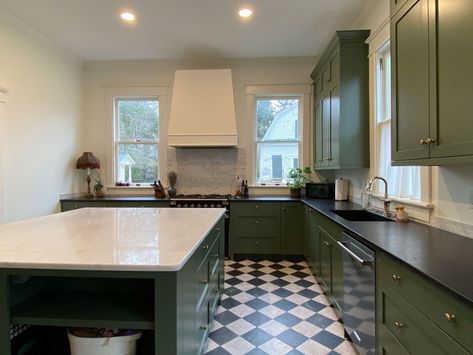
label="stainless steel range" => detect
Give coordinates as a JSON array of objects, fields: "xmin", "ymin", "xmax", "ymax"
[{"xmin": 170, "ymin": 194, "xmax": 231, "ymax": 257}]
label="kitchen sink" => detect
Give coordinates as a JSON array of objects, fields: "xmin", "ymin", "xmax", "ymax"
[{"xmin": 330, "ymin": 209, "xmax": 394, "ymax": 222}]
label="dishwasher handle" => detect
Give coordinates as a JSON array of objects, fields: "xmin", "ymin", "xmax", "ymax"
[{"xmin": 337, "ymin": 241, "xmax": 373, "ymax": 265}]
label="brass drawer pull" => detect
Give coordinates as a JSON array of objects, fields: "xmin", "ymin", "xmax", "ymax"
[
  {"xmin": 255, "ymin": 205, "xmax": 259, "ymax": 209},
  {"xmin": 214, "ymin": 288, "xmax": 219, "ymax": 293},
  {"xmin": 255, "ymin": 220, "xmax": 259, "ymax": 224},
  {"xmin": 445, "ymin": 313, "xmax": 456, "ymax": 322},
  {"xmin": 394, "ymin": 321, "xmax": 404, "ymax": 329},
  {"xmin": 420, "ymin": 139, "xmax": 427, "ymax": 145},
  {"xmin": 200, "ymin": 325, "xmax": 207, "ymax": 331},
  {"xmin": 281, "ymin": 207, "xmax": 285, "ymax": 211},
  {"xmin": 324, "ymin": 240, "xmax": 330, "ymax": 246},
  {"xmin": 392, "ymin": 274, "xmax": 401, "ymax": 282},
  {"xmin": 213, "ymin": 253, "xmax": 219, "ymax": 258},
  {"xmin": 255, "ymin": 241, "xmax": 260, "ymax": 245},
  {"xmin": 216, "ymin": 227, "xmax": 220, "ymax": 231},
  {"xmin": 201, "ymin": 279, "xmax": 208, "ymax": 285},
  {"xmin": 203, "ymin": 245, "xmax": 209, "ymax": 251}
]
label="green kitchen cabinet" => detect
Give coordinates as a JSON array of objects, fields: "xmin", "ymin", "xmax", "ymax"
[
  {"xmin": 281, "ymin": 202, "xmax": 304, "ymax": 255},
  {"xmin": 303, "ymin": 205, "xmax": 310, "ymax": 261},
  {"xmin": 377, "ymin": 251, "xmax": 473, "ymax": 353},
  {"xmin": 307, "ymin": 209, "xmax": 320, "ymax": 274},
  {"xmin": 311, "ymin": 30, "xmax": 370, "ymax": 170},
  {"xmin": 391, "ymin": 0, "xmax": 473, "ymax": 165},
  {"xmin": 319, "ymin": 228, "xmax": 332, "ymax": 294}
]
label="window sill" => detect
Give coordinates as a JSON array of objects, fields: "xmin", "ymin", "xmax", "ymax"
[{"xmin": 370, "ymin": 192, "xmax": 434, "ymax": 210}]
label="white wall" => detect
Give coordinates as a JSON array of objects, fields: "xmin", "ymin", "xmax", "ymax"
[
  {"xmin": 0, "ymin": 17, "xmax": 84, "ymax": 222},
  {"xmin": 337, "ymin": 0, "xmax": 473, "ymax": 237},
  {"xmin": 83, "ymin": 57, "xmax": 317, "ymax": 195}
]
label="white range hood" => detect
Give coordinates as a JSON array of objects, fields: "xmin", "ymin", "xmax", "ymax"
[{"xmin": 168, "ymin": 69, "xmax": 238, "ymax": 147}]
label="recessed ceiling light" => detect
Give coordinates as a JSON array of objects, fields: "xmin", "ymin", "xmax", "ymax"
[
  {"xmin": 238, "ymin": 8, "xmax": 253, "ymax": 18},
  {"xmin": 120, "ymin": 12, "xmax": 136, "ymax": 23}
]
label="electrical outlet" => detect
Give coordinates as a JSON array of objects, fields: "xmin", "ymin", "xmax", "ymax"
[{"xmin": 469, "ymin": 188, "xmax": 473, "ymax": 209}]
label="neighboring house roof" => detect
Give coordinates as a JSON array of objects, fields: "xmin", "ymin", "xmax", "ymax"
[
  {"xmin": 118, "ymin": 153, "xmax": 136, "ymax": 166},
  {"xmin": 263, "ymin": 104, "xmax": 298, "ymax": 140}
]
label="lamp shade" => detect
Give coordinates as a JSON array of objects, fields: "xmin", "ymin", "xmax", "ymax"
[{"xmin": 76, "ymin": 152, "xmax": 100, "ymax": 169}]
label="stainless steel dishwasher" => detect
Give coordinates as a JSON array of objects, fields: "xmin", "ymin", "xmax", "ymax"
[{"xmin": 337, "ymin": 232, "xmax": 375, "ymax": 355}]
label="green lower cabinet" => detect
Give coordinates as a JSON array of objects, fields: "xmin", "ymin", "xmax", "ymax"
[
  {"xmin": 281, "ymin": 202, "xmax": 304, "ymax": 255},
  {"xmin": 307, "ymin": 210, "xmax": 320, "ymax": 274},
  {"xmin": 377, "ymin": 279, "xmax": 470, "ymax": 355},
  {"xmin": 303, "ymin": 206, "xmax": 310, "ymax": 261},
  {"xmin": 318, "ymin": 228, "xmax": 332, "ymax": 293},
  {"xmin": 330, "ymin": 240, "xmax": 343, "ymax": 313}
]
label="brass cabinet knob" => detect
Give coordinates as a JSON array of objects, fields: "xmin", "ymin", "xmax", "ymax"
[
  {"xmin": 394, "ymin": 321, "xmax": 404, "ymax": 329},
  {"xmin": 213, "ymin": 253, "xmax": 219, "ymax": 258},
  {"xmin": 324, "ymin": 240, "xmax": 330, "ymax": 246},
  {"xmin": 216, "ymin": 227, "xmax": 220, "ymax": 231},
  {"xmin": 203, "ymin": 245, "xmax": 209, "ymax": 251},
  {"xmin": 255, "ymin": 220, "xmax": 259, "ymax": 224},
  {"xmin": 445, "ymin": 313, "xmax": 456, "ymax": 322},
  {"xmin": 201, "ymin": 279, "xmax": 208, "ymax": 285},
  {"xmin": 325, "ymin": 157, "xmax": 332, "ymax": 161},
  {"xmin": 281, "ymin": 207, "xmax": 286, "ymax": 211},
  {"xmin": 420, "ymin": 139, "xmax": 427, "ymax": 145},
  {"xmin": 392, "ymin": 274, "xmax": 401, "ymax": 282},
  {"xmin": 426, "ymin": 138, "xmax": 435, "ymax": 144},
  {"xmin": 200, "ymin": 325, "xmax": 208, "ymax": 331},
  {"xmin": 255, "ymin": 241, "xmax": 260, "ymax": 245},
  {"xmin": 255, "ymin": 205, "xmax": 259, "ymax": 209},
  {"xmin": 214, "ymin": 288, "xmax": 219, "ymax": 293}
]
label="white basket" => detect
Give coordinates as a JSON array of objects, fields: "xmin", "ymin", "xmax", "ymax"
[{"xmin": 68, "ymin": 331, "xmax": 142, "ymax": 355}]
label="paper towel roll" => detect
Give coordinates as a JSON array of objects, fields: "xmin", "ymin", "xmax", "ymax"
[{"xmin": 335, "ymin": 178, "xmax": 348, "ymax": 201}]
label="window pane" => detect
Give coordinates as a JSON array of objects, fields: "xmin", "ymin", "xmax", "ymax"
[
  {"xmin": 257, "ymin": 142, "xmax": 298, "ymax": 183},
  {"xmin": 117, "ymin": 144, "xmax": 158, "ymax": 184},
  {"xmin": 272, "ymin": 155, "xmax": 283, "ymax": 179},
  {"xmin": 118, "ymin": 99, "xmax": 159, "ymax": 141},
  {"xmin": 256, "ymin": 98, "xmax": 299, "ymax": 140}
]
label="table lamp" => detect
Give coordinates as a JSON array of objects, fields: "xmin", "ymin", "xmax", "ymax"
[{"xmin": 76, "ymin": 152, "xmax": 100, "ymax": 198}]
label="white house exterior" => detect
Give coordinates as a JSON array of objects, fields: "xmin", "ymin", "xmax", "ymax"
[{"xmin": 257, "ymin": 104, "xmax": 299, "ymax": 182}]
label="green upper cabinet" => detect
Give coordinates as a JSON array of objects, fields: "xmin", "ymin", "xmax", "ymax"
[
  {"xmin": 311, "ymin": 30, "xmax": 370, "ymax": 171},
  {"xmin": 391, "ymin": 0, "xmax": 473, "ymax": 165}
]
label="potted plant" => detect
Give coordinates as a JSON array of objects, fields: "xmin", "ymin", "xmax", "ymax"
[
  {"xmin": 287, "ymin": 167, "xmax": 312, "ymax": 198},
  {"xmin": 93, "ymin": 177, "xmax": 106, "ymax": 198}
]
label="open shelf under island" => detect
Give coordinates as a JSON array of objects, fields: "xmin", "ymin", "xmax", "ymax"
[{"xmin": 0, "ymin": 208, "xmax": 225, "ymax": 355}]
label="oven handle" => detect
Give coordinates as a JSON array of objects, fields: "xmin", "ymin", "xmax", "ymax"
[{"xmin": 337, "ymin": 241, "xmax": 372, "ymax": 265}]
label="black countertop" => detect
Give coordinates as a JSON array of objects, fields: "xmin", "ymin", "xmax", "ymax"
[
  {"xmin": 230, "ymin": 196, "xmax": 300, "ymax": 202},
  {"xmin": 231, "ymin": 196, "xmax": 473, "ymax": 305},
  {"xmin": 60, "ymin": 196, "xmax": 170, "ymax": 202}
]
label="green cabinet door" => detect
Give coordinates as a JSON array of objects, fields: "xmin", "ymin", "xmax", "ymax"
[
  {"xmin": 314, "ymin": 101, "xmax": 325, "ymax": 169},
  {"xmin": 281, "ymin": 202, "xmax": 304, "ymax": 255},
  {"xmin": 430, "ymin": 0, "xmax": 473, "ymax": 158},
  {"xmin": 328, "ymin": 85, "xmax": 340, "ymax": 167},
  {"xmin": 391, "ymin": 0, "xmax": 431, "ymax": 161},
  {"xmin": 303, "ymin": 206, "xmax": 310, "ymax": 260},
  {"xmin": 321, "ymin": 94, "xmax": 332, "ymax": 167},
  {"xmin": 319, "ymin": 228, "xmax": 332, "ymax": 293},
  {"xmin": 307, "ymin": 210, "xmax": 320, "ymax": 274},
  {"xmin": 331, "ymin": 240, "xmax": 343, "ymax": 313}
]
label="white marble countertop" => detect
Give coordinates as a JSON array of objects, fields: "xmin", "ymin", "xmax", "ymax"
[{"xmin": 0, "ymin": 208, "xmax": 225, "ymax": 272}]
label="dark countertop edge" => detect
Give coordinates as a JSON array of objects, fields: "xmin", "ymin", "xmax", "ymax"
[
  {"xmin": 299, "ymin": 198, "xmax": 473, "ymax": 307},
  {"xmin": 230, "ymin": 196, "xmax": 301, "ymax": 202},
  {"xmin": 60, "ymin": 196, "xmax": 170, "ymax": 202}
]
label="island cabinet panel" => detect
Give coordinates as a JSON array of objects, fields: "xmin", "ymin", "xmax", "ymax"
[
  {"xmin": 0, "ymin": 217, "xmax": 225, "ymax": 355},
  {"xmin": 377, "ymin": 252, "xmax": 473, "ymax": 353},
  {"xmin": 391, "ymin": 0, "xmax": 473, "ymax": 165},
  {"xmin": 311, "ymin": 30, "xmax": 370, "ymax": 171}
]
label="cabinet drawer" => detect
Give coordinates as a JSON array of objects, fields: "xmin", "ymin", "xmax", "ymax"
[
  {"xmin": 196, "ymin": 259, "xmax": 209, "ymax": 307},
  {"xmin": 196, "ymin": 297, "xmax": 209, "ymax": 354},
  {"xmin": 235, "ymin": 216, "xmax": 280, "ymax": 238},
  {"xmin": 378, "ymin": 252, "xmax": 473, "ymax": 351},
  {"xmin": 378, "ymin": 279, "xmax": 469, "ymax": 355},
  {"xmin": 390, "ymin": 0, "xmax": 408, "ymax": 16},
  {"xmin": 378, "ymin": 324, "xmax": 409, "ymax": 355},
  {"xmin": 235, "ymin": 237, "xmax": 280, "ymax": 254},
  {"xmin": 195, "ymin": 227, "xmax": 220, "ymax": 268},
  {"xmin": 231, "ymin": 202, "xmax": 280, "ymax": 216}
]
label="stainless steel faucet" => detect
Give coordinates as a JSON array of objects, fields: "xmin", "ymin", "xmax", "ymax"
[{"xmin": 365, "ymin": 176, "xmax": 391, "ymax": 217}]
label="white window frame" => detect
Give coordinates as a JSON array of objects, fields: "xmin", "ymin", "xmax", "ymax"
[
  {"xmin": 368, "ymin": 33, "xmax": 432, "ymax": 209},
  {"xmin": 245, "ymin": 85, "xmax": 310, "ymax": 187},
  {"xmin": 104, "ymin": 86, "xmax": 168, "ymax": 188}
]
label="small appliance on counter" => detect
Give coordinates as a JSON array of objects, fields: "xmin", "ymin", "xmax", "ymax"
[
  {"xmin": 335, "ymin": 178, "xmax": 349, "ymax": 201},
  {"xmin": 305, "ymin": 182, "xmax": 335, "ymax": 199}
]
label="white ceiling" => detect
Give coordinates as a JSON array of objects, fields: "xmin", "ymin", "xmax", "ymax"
[{"xmin": 0, "ymin": 0, "xmax": 372, "ymax": 61}]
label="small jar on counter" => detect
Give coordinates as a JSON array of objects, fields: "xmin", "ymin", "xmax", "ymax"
[{"xmin": 395, "ymin": 206, "xmax": 409, "ymax": 222}]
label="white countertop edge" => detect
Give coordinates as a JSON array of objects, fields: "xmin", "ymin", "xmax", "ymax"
[{"xmin": 0, "ymin": 208, "xmax": 226, "ymax": 272}]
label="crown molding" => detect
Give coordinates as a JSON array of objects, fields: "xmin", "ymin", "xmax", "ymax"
[{"xmin": 352, "ymin": 0, "xmax": 383, "ymax": 29}]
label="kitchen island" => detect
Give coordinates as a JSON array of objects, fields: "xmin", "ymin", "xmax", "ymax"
[{"xmin": 0, "ymin": 208, "xmax": 225, "ymax": 354}]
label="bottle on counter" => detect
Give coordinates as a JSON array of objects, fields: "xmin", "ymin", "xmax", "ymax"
[
  {"xmin": 244, "ymin": 180, "xmax": 249, "ymax": 197},
  {"xmin": 235, "ymin": 177, "xmax": 241, "ymax": 196}
]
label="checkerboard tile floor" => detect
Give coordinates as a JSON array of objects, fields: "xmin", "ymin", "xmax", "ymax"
[{"xmin": 205, "ymin": 259, "xmax": 357, "ymax": 355}]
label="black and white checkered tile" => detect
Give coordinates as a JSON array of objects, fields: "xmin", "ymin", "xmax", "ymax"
[{"xmin": 205, "ymin": 259, "xmax": 357, "ymax": 355}]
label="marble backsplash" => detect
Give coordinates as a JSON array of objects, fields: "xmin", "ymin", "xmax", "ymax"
[{"xmin": 167, "ymin": 147, "xmax": 246, "ymax": 195}]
